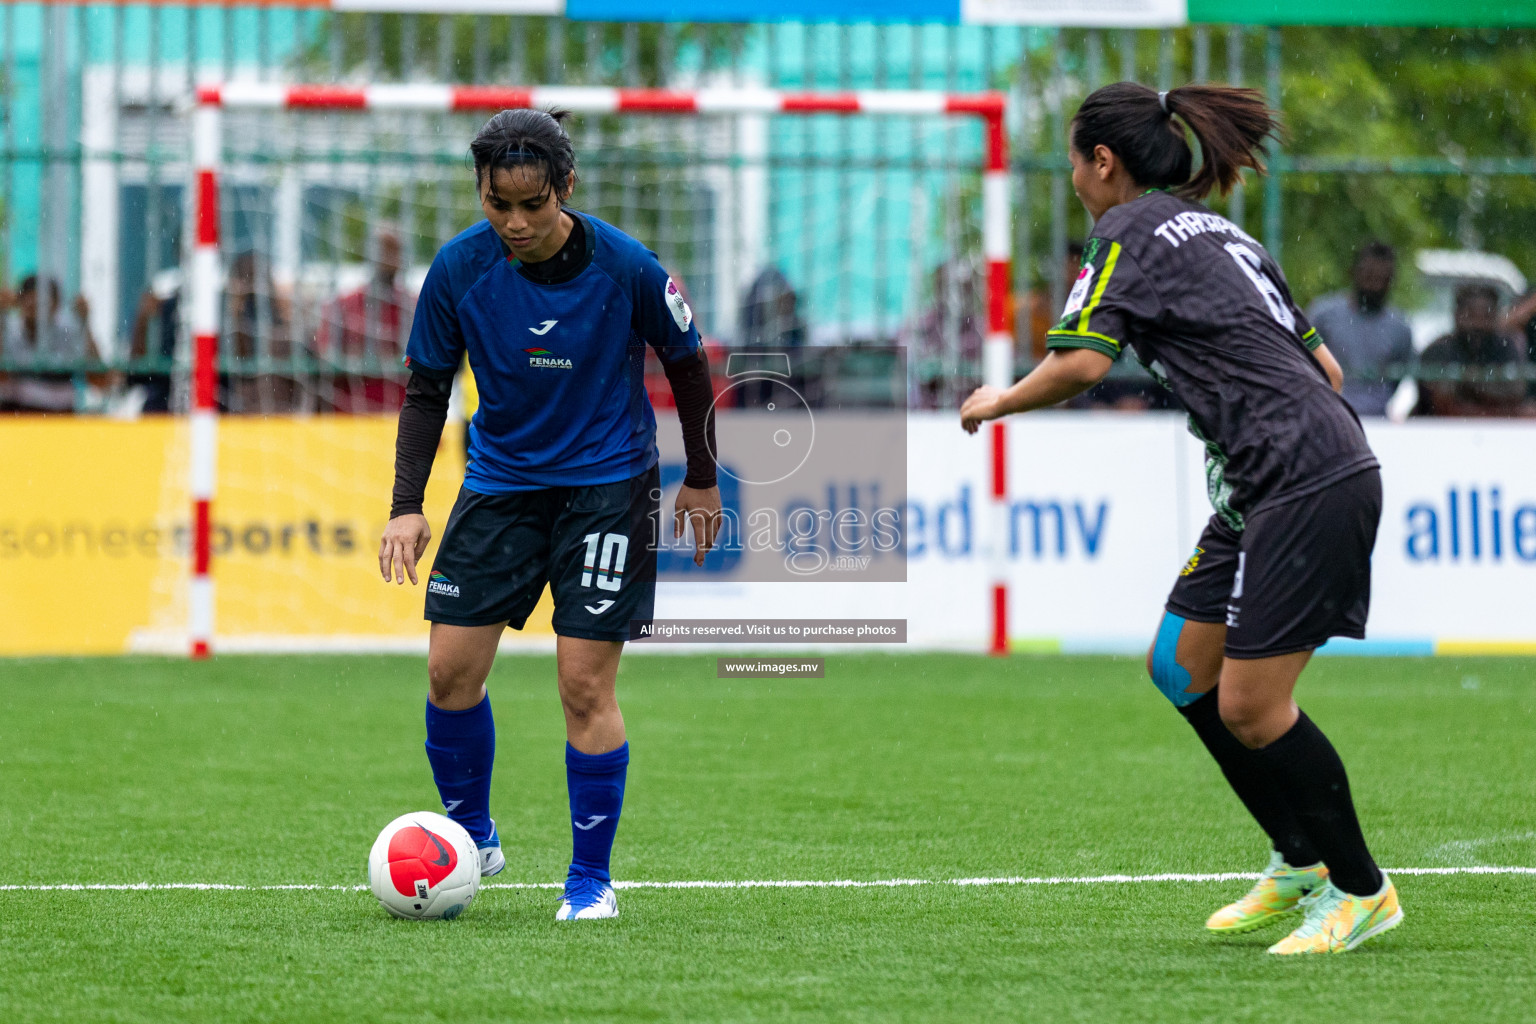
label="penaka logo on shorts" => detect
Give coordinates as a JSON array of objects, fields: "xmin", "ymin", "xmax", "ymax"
[
  {"xmin": 523, "ymin": 346, "xmax": 573, "ymax": 370},
  {"xmin": 427, "ymin": 571, "xmax": 460, "ymax": 597}
]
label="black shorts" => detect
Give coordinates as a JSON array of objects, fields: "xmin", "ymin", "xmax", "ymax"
[
  {"xmin": 425, "ymin": 464, "xmax": 660, "ymax": 642},
  {"xmin": 1165, "ymin": 468, "xmax": 1382, "ymax": 659}
]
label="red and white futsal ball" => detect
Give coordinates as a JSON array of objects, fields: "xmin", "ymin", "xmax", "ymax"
[{"xmin": 367, "ymin": 812, "xmax": 481, "ymax": 920}]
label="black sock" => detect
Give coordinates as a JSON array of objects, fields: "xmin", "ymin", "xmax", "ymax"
[
  {"xmin": 1178, "ymin": 686, "xmax": 1322, "ymax": 868},
  {"xmin": 1254, "ymin": 710, "xmax": 1383, "ymax": 897}
]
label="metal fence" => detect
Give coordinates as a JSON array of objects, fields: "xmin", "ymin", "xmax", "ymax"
[{"xmin": 2, "ymin": 8, "xmax": 1533, "ymax": 415}]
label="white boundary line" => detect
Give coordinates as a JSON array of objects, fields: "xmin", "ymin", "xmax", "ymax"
[{"xmin": 4, "ymin": 866, "xmax": 1533, "ymax": 893}]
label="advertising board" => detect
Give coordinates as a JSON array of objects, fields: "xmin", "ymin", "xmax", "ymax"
[{"xmin": 2, "ymin": 413, "xmax": 1531, "ymax": 655}]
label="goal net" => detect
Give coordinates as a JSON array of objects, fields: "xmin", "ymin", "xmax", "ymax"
[{"xmin": 147, "ymin": 83, "xmax": 1008, "ymax": 654}]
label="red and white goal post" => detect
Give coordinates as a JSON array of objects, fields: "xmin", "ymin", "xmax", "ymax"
[{"xmin": 187, "ymin": 83, "xmax": 1015, "ymax": 657}]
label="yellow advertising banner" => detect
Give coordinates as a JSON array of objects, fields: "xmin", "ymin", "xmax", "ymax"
[{"xmin": 0, "ymin": 416, "xmax": 554, "ymax": 655}]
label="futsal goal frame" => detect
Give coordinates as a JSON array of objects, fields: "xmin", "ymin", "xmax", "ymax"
[{"xmin": 186, "ymin": 82, "xmax": 1015, "ymax": 658}]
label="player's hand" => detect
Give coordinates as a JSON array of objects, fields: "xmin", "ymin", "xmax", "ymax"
[
  {"xmin": 379, "ymin": 513, "xmax": 431, "ymax": 585},
  {"xmin": 960, "ymin": 385, "xmax": 1005, "ymax": 434},
  {"xmin": 673, "ymin": 484, "xmax": 722, "ymax": 567}
]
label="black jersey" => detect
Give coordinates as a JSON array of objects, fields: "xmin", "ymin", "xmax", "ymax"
[{"xmin": 1046, "ymin": 191, "xmax": 1378, "ymax": 530}]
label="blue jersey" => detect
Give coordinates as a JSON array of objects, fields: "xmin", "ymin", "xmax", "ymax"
[{"xmin": 405, "ymin": 212, "xmax": 702, "ymax": 492}]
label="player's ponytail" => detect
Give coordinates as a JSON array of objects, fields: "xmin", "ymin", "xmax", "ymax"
[
  {"xmin": 1070, "ymin": 82, "xmax": 1282, "ymax": 200},
  {"xmin": 470, "ymin": 107, "xmax": 578, "ymax": 200}
]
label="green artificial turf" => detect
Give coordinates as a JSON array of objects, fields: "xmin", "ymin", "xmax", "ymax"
[{"xmin": 1, "ymin": 654, "xmax": 1533, "ymax": 1022}]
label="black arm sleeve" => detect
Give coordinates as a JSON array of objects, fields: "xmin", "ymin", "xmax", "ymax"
[
  {"xmin": 662, "ymin": 349, "xmax": 718, "ymax": 489},
  {"xmin": 390, "ymin": 370, "xmax": 452, "ymax": 518}
]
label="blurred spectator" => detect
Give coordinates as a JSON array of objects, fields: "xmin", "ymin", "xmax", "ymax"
[
  {"xmin": 1, "ymin": 275, "xmax": 100, "ymax": 412},
  {"xmin": 224, "ymin": 250, "xmax": 301, "ymax": 413},
  {"xmin": 315, "ymin": 225, "xmax": 414, "ymax": 413},
  {"xmin": 128, "ymin": 270, "xmax": 182, "ymax": 413},
  {"xmin": 1071, "ymin": 366, "xmax": 1179, "ymax": 412},
  {"xmin": 1502, "ymin": 288, "xmax": 1536, "ymax": 400},
  {"xmin": 736, "ymin": 267, "xmax": 808, "ymax": 408},
  {"xmin": 645, "ymin": 336, "xmax": 736, "ymax": 412},
  {"xmin": 738, "ymin": 267, "xmax": 806, "ymax": 350},
  {"xmin": 1307, "ymin": 241, "xmax": 1415, "ymax": 417},
  {"xmin": 1415, "ymin": 283, "xmax": 1532, "ymax": 417},
  {"xmin": 902, "ymin": 260, "xmax": 983, "ymax": 410}
]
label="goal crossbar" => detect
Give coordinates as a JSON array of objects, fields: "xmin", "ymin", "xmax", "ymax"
[
  {"xmin": 186, "ymin": 84, "xmax": 1014, "ymax": 658},
  {"xmin": 196, "ymin": 82, "xmax": 1006, "ymax": 119}
]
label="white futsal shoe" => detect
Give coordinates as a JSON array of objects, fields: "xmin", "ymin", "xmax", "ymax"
[
  {"xmin": 556, "ymin": 874, "xmax": 619, "ymax": 921},
  {"xmin": 476, "ymin": 819, "xmax": 505, "ymax": 878}
]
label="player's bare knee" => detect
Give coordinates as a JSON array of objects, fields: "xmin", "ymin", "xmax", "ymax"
[
  {"xmin": 558, "ymin": 687, "xmax": 602, "ymax": 725},
  {"xmin": 557, "ymin": 671, "xmax": 612, "ymax": 723},
  {"xmin": 1216, "ymin": 691, "xmax": 1269, "ymax": 748},
  {"xmin": 427, "ymin": 654, "xmax": 478, "ymax": 706}
]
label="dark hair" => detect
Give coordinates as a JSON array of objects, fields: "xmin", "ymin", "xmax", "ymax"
[
  {"xmin": 1454, "ymin": 282, "xmax": 1500, "ymax": 311},
  {"xmin": 17, "ymin": 275, "xmax": 58, "ymax": 302},
  {"xmin": 1354, "ymin": 240, "xmax": 1396, "ymax": 266},
  {"xmin": 470, "ymin": 108, "xmax": 576, "ymax": 201},
  {"xmin": 1070, "ymin": 82, "xmax": 1282, "ymax": 200}
]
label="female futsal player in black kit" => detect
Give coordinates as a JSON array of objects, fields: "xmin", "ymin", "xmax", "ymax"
[{"xmin": 961, "ymin": 82, "xmax": 1401, "ymax": 955}]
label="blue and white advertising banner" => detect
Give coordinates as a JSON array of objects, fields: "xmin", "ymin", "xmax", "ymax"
[
  {"xmin": 565, "ymin": 0, "xmax": 1189, "ymax": 24},
  {"xmin": 643, "ymin": 413, "xmax": 1536, "ymax": 654},
  {"xmin": 961, "ymin": 0, "xmax": 1187, "ymax": 26},
  {"xmin": 1357, "ymin": 422, "xmax": 1536, "ymax": 649},
  {"xmin": 310, "ymin": 0, "xmax": 1525, "ymax": 28},
  {"xmin": 331, "ymin": 0, "xmax": 564, "ymax": 11},
  {"xmin": 568, "ymin": 0, "xmax": 938, "ymax": 20}
]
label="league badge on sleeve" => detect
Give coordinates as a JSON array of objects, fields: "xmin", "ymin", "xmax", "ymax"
[
  {"xmin": 664, "ymin": 277, "xmax": 693, "ymax": 332},
  {"xmin": 1062, "ymin": 264, "xmax": 1095, "ymax": 318}
]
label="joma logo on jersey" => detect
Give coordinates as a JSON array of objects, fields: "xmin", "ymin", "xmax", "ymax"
[
  {"xmin": 523, "ymin": 347, "xmax": 574, "ymax": 369},
  {"xmin": 427, "ymin": 571, "xmax": 460, "ymax": 597}
]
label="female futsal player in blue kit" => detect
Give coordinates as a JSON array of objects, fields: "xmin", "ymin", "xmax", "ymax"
[{"xmin": 380, "ymin": 108, "xmax": 721, "ymax": 921}]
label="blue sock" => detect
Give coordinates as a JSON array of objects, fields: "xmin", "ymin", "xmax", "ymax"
[
  {"xmin": 423, "ymin": 696, "xmax": 495, "ymax": 844},
  {"xmin": 566, "ymin": 742, "xmax": 628, "ymax": 883}
]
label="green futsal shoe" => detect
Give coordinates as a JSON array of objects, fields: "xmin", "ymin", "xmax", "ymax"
[{"xmin": 1206, "ymin": 851, "xmax": 1329, "ymax": 935}]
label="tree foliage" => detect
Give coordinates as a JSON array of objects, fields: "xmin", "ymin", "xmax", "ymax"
[
  {"xmin": 1009, "ymin": 26, "xmax": 1536, "ymax": 307},
  {"xmin": 298, "ymin": 18, "xmax": 1536, "ymax": 310},
  {"xmin": 1280, "ymin": 27, "xmax": 1536, "ymax": 303}
]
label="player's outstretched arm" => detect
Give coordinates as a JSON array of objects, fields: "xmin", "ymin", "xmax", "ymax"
[{"xmin": 960, "ymin": 348, "xmax": 1114, "ymax": 433}]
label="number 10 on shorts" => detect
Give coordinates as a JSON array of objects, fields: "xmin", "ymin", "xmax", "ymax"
[{"xmin": 581, "ymin": 532, "xmax": 629, "ymax": 591}]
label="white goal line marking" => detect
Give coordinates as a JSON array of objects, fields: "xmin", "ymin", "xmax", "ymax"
[{"xmin": 3, "ymin": 866, "xmax": 1533, "ymax": 893}]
